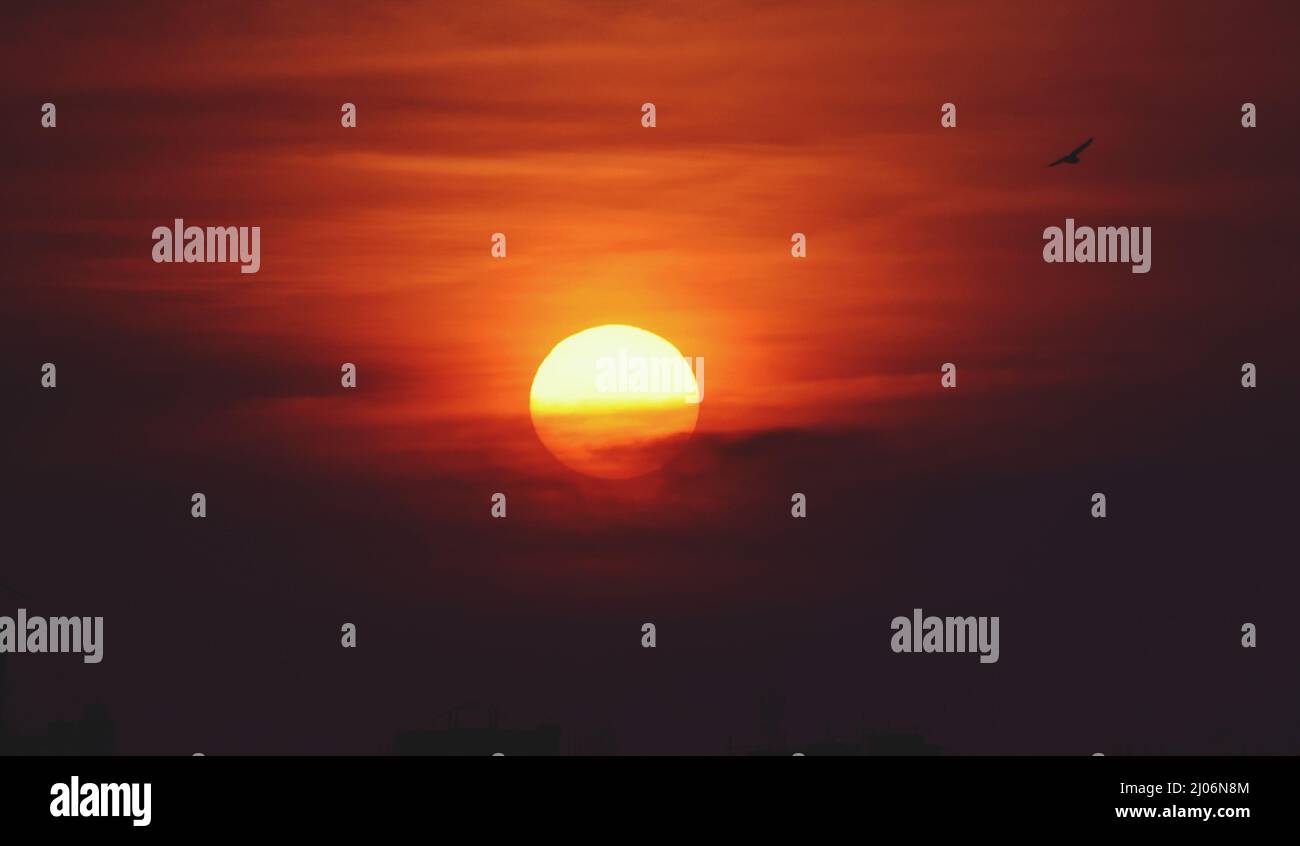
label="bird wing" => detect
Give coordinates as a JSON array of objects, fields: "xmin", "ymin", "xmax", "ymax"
[
  {"xmin": 1070, "ymin": 137, "xmax": 1094, "ymax": 157},
  {"xmin": 1047, "ymin": 156, "xmax": 1067, "ymax": 167}
]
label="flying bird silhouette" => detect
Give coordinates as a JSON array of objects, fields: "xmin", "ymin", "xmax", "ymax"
[{"xmin": 1048, "ymin": 137, "xmax": 1093, "ymax": 167}]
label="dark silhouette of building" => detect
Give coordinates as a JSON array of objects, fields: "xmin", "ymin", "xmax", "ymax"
[
  {"xmin": 758, "ymin": 689, "xmax": 786, "ymax": 753},
  {"xmin": 0, "ymin": 582, "xmax": 116, "ymax": 756},
  {"xmin": 805, "ymin": 732, "xmax": 942, "ymax": 756},
  {"xmin": 742, "ymin": 691, "xmax": 943, "ymax": 756},
  {"xmin": 394, "ymin": 702, "xmax": 561, "ymax": 756},
  {"xmin": 0, "ymin": 653, "xmax": 116, "ymax": 756}
]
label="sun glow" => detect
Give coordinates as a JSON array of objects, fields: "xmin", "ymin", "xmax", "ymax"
[{"xmin": 530, "ymin": 325, "xmax": 700, "ymax": 479}]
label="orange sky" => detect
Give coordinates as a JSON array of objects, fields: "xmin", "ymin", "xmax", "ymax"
[
  {"xmin": 4, "ymin": 0, "xmax": 1298, "ymax": 477},
  {"xmin": 4, "ymin": 0, "xmax": 1300, "ymax": 757}
]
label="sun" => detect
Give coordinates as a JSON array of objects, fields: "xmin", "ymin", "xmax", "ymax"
[{"xmin": 530, "ymin": 325, "xmax": 700, "ymax": 479}]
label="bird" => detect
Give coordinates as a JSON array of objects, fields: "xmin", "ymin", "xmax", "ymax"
[{"xmin": 1048, "ymin": 137, "xmax": 1093, "ymax": 167}]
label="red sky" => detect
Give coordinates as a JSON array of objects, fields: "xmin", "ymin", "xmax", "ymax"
[
  {"xmin": 6, "ymin": 1, "xmax": 1297, "ymax": 448},
  {"xmin": 2, "ymin": 1, "xmax": 1298, "ymax": 754}
]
